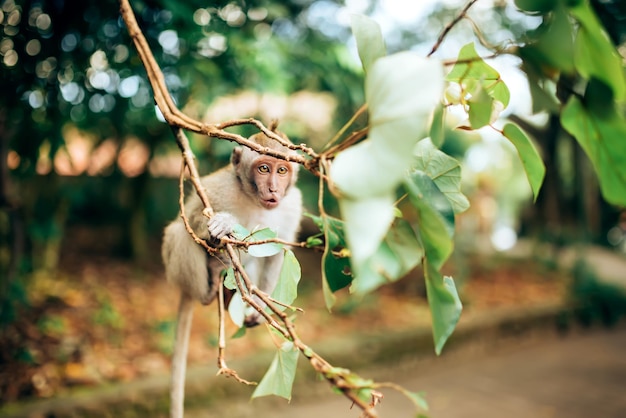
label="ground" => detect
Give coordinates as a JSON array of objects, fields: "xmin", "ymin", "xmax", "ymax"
[{"xmin": 0, "ymin": 244, "xmax": 569, "ymax": 405}]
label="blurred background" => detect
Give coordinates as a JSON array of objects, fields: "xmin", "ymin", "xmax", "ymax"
[{"xmin": 1, "ymin": 0, "xmax": 626, "ymax": 415}]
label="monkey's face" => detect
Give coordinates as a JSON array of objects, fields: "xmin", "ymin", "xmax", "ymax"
[{"xmin": 250, "ymin": 156, "xmax": 293, "ymax": 209}]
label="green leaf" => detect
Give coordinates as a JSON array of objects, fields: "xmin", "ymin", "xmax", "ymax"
[
  {"xmin": 231, "ymin": 224, "xmax": 251, "ymax": 240},
  {"xmin": 252, "ymin": 341, "xmax": 299, "ymax": 401},
  {"xmin": 571, "ymin": 2, "xmax": 626, "ymax": 100},
  {"xmin": 231, "ymin": 326, "xmax": 246, "ymax": 339},
  {"xmin": 520, "ymin": 3, "xmax": 574, "ymax": 74},
  {"xmin": 429, "ymin": 103, "xmax": 445, "ymax": 148},
  {"xmin": 517, "ymin": 58, "xmax": 560, "ymax": 113},
  {"xmin": 351, "ymin": 219, "xmax": 423, "ymax": 295},
  {"xmin": 324, "ymin": 250, "xmax": 352, "ymax": 293},
  {"xmin": 337, "ymin": 194, "xmax": 396, "ymax": 267},
  {"xmin": 396, "ymin": 389, "xmax": 429, "ymax": 412},
  {"xmin": 331, "ymin": 53, "xmax": 444, "ymax": 266},
  {"xmin": 247, "ymin": 228, "xmax": 283, "ymax": 257},
  {"xmin": 332, "ymin": 53, "xmax": 445, "ymax": 200},
  {"xmin": 224, "ymin": 267, "xmax": 237, "ymax": 290},
  {"xmin": 350, "ymin": 14, "xmax": 386, "ymax": 72},
  {"xmin": 305, "ymin": 236, "xmax": 323, "ymax": 247},
  {"xmin": 446, "ymin": 43, "xmax": 510, "ymax": 107},
  {"xmin": 413, "ymin": 138, "xmax": 470, "ymax": 214},
  {"xmin": 404, "ymin": 172, "xmax": 454, "ymax": 271},
  {"xmin": 306, "ymin": 214, "xmax": 351, "ymax": 310},
  {"xmin": 425, "ymin": 263, "xmax": 462, "ymax": 355},
  {"xmin": 446, "ymin": 43, "xmax": 499, "ymax": 82},
  {"xmin": 502, "ymin": 123, "xmax": 546, "ymax": 201},
  {"xmin": 228, "ymin": 291, "xmax": 245, "ymax": 328},
  {"xmin": 468, "ymin": 84, "xmax": 494, "ymax": 129},
  {"xmin": 561, "ymin": 97, "xmax": 626, "ymax": 206},
  {"xmin": 271, "ymin": 250, "xmax": 301, "ymax": 310},
  {"xmin": 514, "ymin": 0, "xmax": 556, "ymax": 13}
]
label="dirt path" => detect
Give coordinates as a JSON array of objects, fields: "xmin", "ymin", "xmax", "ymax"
[{"xmin": 192, "ymin": 326, "xmax": 626, "ymax": 418}]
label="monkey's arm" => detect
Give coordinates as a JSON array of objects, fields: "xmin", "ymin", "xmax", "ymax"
[
  {"xmin": 162, "ymin": 220, "xmax": 216, "ymax": 304},
  {"xmin": 186, "ymin": 171, "xmax": 241, "ymax": 242}
]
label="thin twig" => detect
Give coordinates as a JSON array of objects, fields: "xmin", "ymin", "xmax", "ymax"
[
  {"xmin": 173, "ymin": 128, "xmax": 213, "ymax": 218},
  {"xmin": 216, "ymin": 281, "xmax": 255, "ymax": 385},
  {"xmin": 178, "ymin": 161, "xmax": 216, "ymax": 254},
  {"xmin": 428, "ymin": 0, "xmax": 479, "ymax": 57},
  {"xmin": 215, "ymin": 118, "xmax": 318, "ymax": 158},
  {"xmin": 222, "ymin": 236, "xmax": 308, "ymax": 249},
  {"xmin": 322, "ymin": 104, "xmax": 368, "ymax": 152},
  {"xmin": 322, "ymin": 127, "xmax": 369, "ymax": 158}
]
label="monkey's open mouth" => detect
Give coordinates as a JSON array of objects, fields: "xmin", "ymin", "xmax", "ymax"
[{"xmin": 263, "ymin": 198, "xmax": 279, "ymax": 208}]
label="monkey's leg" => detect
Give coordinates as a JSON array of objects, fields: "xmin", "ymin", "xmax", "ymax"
[{"xmin": 170, "ymin": 293, "xmax": 194, "ymax": 418}]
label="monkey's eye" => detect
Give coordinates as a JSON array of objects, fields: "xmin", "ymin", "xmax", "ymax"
[
  {"xmin": 258, "ymin": 164, "xmax": 270, "ymax": 173},
  {"xmin": 277, "ymin": 166, "xmax": 288, "ymax": 175}
]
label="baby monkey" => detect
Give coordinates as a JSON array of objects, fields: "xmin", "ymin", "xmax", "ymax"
[{"xmin": 161, "ymin": 126, "xmax": 302, "ymax": 418}]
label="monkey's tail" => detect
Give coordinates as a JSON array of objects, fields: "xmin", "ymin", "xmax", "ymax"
[{"xmin": 170, "ymin": 293, "xmax": 194, "ymax": 418}]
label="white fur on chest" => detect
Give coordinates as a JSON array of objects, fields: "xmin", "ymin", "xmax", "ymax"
[{"xmin": 238, "ymin": 207, "xmax": 284, "ymax": 235}]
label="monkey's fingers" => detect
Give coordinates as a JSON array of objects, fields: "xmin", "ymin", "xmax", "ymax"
[{"xmin": 207, "ymin": 212, "xmax": 238, "ymax": 239}]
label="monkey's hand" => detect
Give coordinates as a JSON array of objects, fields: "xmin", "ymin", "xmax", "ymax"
[{"xmin": 207, "ymin": 212, "xmax": 238, "ymax": 241}]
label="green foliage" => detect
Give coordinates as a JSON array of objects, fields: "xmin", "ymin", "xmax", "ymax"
[
  {"xmin": 429, "ymin": 103, "xmax": 446, "ymax": 148},
  {"xmin": 224, "ymin": 267, "xmax": 237, "ymax": 291},
  {"xmin": 228, "ymin": 288, "xmax": 246, "ymax": 328},
  {"xmin": 37, "ymin": 314, "xmax": 67, "ymax": 337},
  {"xmin": 514, "ymin": 0, "xmax": 557, "ymax": 14},
  {"xmin": 515, "ymin": 0, "xmax": 626, "ymax": 207},
  {"xmin": 446, "ymin": 42, "xmax": 511, "ymax": 108},
  {"xmin": 424, "ymin": 264, "xmax": 462, "ymax": 355},
  {"xmin": 350, "ymin": 218, "xmax": 423, "ymax": 295},
  {"xmin": 571, "ymin": 1, "xmax": 626, "ymax": 100},
  {"xmin": 306, "ymin": 213, "xmax": 352, "ymax": 309},
  {"xmin": 351, "ymin": 14, "xmax": 386, "ymax": 73},
  {"xmin": 404, "ymin": 172, "xmax": 454, "ymax": 270},
  {"xmin": 502, "ymin": 123, "xmax": 546, "ymax": 201},
  {"xmin": 92, "ymin": 298, "xmax": 124, "ymax": 330},
  {"xmin": 569, "ymin": 259, "xmax": 626, "ymax": 327},
  {"xmin": 520, "ymin": 3, "xmax": 575, "ymax": 74},
  {"xmin": 232, "ymin": 225, "xmax": 283, "ymax": 257},
  {"xmin": 413, "ymin": 139, "xmax": 470, "ymax": 214},
  {"xmin": 252, "ymin": 339, "xmax": 300, "ymax": 401},
  {"xmin": 152, "ymin": 320, "xmax": 176, "ymax": 355},
  {"xmin": 271, "ymin": 250, "xmax": 301, "ymax": 311},
  {"xmin": 331, "ymin": 50, "xmax": 444, "ymax": 266},
  {"xmin": 446, "ymin": 44, "xmax": 547, "ymax": 201},
  {"xmin": 561, "ymin": 95, "xmax": 626, "ymax": 206},
  {"xmin": 326, "ymin": 15, "xmax": 463, "ymax": 355}
]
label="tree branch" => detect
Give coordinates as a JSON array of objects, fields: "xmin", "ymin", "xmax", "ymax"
[
  {"xmin": 118, "ymin": 0, "xmax": 313, "ymax": 167},
  {"xmin": 428, "ymin": 0, "xmax": 479, "ymax": 57}
]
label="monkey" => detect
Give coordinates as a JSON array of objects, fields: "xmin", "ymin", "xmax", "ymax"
[{"xmin": 161, "ymin": 127, "xmax": 302, "ymax": 418}]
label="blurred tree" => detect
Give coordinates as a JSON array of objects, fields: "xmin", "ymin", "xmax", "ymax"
[{"xmin": 0, "ymin": 0, "xmax": 364, "ymax": 301}]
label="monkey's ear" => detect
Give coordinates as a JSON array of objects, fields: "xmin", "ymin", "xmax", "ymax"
[{"xmin": 231, "ymin": 147, "xmax": 243, "ymax": 166}]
